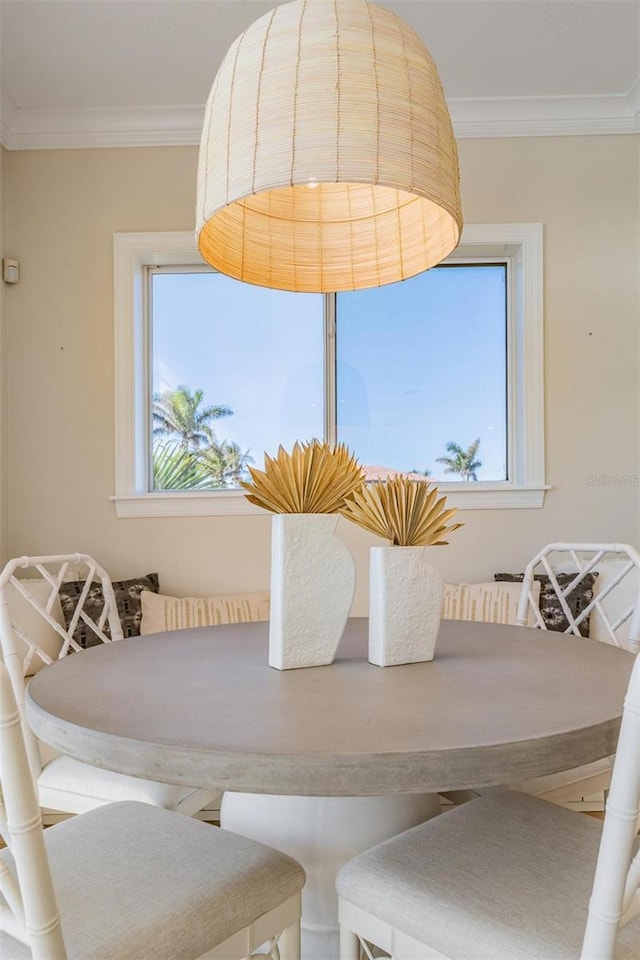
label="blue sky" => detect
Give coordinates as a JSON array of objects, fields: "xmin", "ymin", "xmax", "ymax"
[{"xmin": 151, "ymin": 264, "xmax": 507, "ymax": 481}]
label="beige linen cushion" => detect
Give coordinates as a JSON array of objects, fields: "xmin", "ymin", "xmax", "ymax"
[
  {"xmin": 336, "ymin": 790, "xmax": 639, "ymax": 960},
  {"xmin": 140, "ymin": 590, "xmax": 270, "ymax": 634},
  {"xmin": 0, "ymin": 800, "xmax": 305, "ymax": 960},
  {"xmin": 441, "ymin": 580, "xmax": 540, "ymax": 626},
  {"xmin": 3, "ymin": 579, "xmax": 66, "ymax": 675},
  {"xmin": 37, "ymin": 755, "xmax": 210, "ymax": 816},
  {"xmin": 2, "ymin": 562, "xmax": 98, "ymax": 676},
  {"xmin": 555, "ymin": 556, "xmax": 639, "ymax": 646}
]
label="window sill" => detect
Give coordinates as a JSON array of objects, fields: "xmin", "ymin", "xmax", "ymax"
[
  {"xmin": 112, "ymin": 484, "xmax": 549, "ymax": 518},
  {"xmin": 442, "ymin": 483, "xmax": 549, "ymax": 510}
]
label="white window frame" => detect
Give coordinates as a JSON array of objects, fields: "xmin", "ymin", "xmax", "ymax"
[{"xmin": 113, "ymin": 224, "xmax": 546, "ymax": 518}]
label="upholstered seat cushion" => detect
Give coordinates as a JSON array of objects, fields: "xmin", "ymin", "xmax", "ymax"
[
  {"xmin": 337, "ymin": 791, "xmax": 639, "ymax": 960},
  {"xmin": 5, "ymin": 578, "xmax": 66, "ymax": 675},
  {"xmin": 0, "ymin": 801, "xmax": 305, "ymax": 960},
  {"xmin": 0, "ymin": 928, "xmax": 30, "ymax": 958},
  {"xmin": 509, "ymin": 755, "xmax": 612, "ymax": 800},
  {"xmin": 37, "ymin": 755, "xmax": 214, "ymax": 817}
]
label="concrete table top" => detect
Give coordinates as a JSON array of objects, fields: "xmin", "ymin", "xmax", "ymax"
[{"xmin": 26, "ymin": 618, "xmax": 635, "ymax": 796}]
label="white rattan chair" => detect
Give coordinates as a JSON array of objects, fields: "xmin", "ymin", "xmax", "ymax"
[
  {"xmin": 0, "ymin": 661, "xmax": 305, "ymax": 960},
  {"xmin": 337, "ymin": 653, "xmax": 640, "ymax": 960},
  {"xmin": 516, "ymin": 542, "xmax": 640, "ymax": 651},
  {"xmin": 511, "ymin": 542, "xmax": 640, "ymax": 806},
  {"xmin": 0, "ymin": 554, "xmax": 215, "ymax": 818}
]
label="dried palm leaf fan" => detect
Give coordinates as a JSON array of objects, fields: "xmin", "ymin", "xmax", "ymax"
[
  {"xmin": 196, "ymin": 0, "xmax": 462, "ymax": 293},
  {"xmin": 341, "ymin": 474, "xmax": 463, "ymax": 546},
  {"xmin": 241, "ymin": 441, "xmax": 363, "ymax": 513}
]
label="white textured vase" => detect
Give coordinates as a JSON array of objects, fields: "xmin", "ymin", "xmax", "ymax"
[
  {"xmin": 369, "ymin": 546, "xmax": 443, "ymax": 667},
  {"xmin": 269, "ymin": 514, "xmax": 356, "ymax": 670}
]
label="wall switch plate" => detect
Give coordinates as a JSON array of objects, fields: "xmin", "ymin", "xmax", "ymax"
[{"xmin": 3, "ymin": 258, "xmax": 19, "ymax": 284}]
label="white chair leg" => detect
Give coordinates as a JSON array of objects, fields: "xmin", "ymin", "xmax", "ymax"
[
  {"xmin": 277, "ymin": 920, "xmax": 301, "ymax": 960},
  {"xmin": 339, "ymin": 924, "xmax": 360, "ymax": 960}
]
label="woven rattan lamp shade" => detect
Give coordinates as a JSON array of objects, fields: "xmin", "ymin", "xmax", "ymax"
[{"xmin": 196, "ymin": 0, "xmax": 462, "ymax": 293}]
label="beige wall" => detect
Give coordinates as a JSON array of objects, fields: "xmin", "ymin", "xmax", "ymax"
[
  {"xmin": 0, "ymin": 145, "xmax": 7, "ymax": 563},
  {"xmin": 3, "ymin": 136, "xmax": 639, "ymax": 607}
]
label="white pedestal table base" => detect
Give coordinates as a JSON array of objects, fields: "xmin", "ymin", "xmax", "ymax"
[{"xmin": 221, "ymin": 791, "xmax": 442, "ymax": 960}]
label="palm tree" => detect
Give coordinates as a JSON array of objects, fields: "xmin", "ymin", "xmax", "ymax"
[
  {"xmin": 153, "ymin": 386, "xmax": 232, "ymax": 451},
  {"xmin": 218, "ymin": 440, "xmax": 254, "ymax": 485},
  {"xmin": 199, "ymin": 438, "xmax": 254, "ymax": 488},
  {"xmin": 152, "ymin": 440, "xmax": 209, "ymax": 491},
  {"xmin": 436, "ymin": 438, "xmax": 482, "ymax": 481}
]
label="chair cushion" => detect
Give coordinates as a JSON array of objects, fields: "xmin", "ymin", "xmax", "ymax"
[
  {"xmin": 37, "ymin": 755, "xmax": 212, "ymax": 816},
  {"xmin": 0, "ymin": 801, "xmax": 305, "ymax": 960},
  {"xmin": 337, "ymin": 791, "xmax": 639, "ymax": 960},
  {"xmin": 0, "ymin": 931, "xmax": 30, "ymax": 959},
  {"xmin": 140, "ymin": 590, "xmax": 270, "ymax": 634},
  {"xmin": 59, "ymin": 573, "xmax": 160, "ymax": 646},
  {"xmin": 4, "ymin": 578, "xmax": 66, "ymax": 675},
  {"xmin": 441, "ymin": 580, "xmax": 540, "ymax": 626},
  {"xmin": 509, "ymin": 756, "xmax": 612, "ymax": 800},
  {"xmin": 586, "ymin": 558, "xmax": 640, "ymax": 646},
  {"xmin": 495, "ymin": 572, "xmax": 598, "ymax": 637}
]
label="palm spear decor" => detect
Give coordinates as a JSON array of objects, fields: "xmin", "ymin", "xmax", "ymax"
[
  {"xmin": 241, "ymin": 441, "xmax": 364, "ymax": 514},
  {"xmin": 341, "ymin": 475, "xmax": 463, "ymax": 546}
]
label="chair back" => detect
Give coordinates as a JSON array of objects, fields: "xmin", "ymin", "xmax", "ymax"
[
  {"xmin": 0, "ymin": 661, "xmax": 67, "ymax": 958},
  {"xmin": 581, "ymin": 652, "xmax": 640, "ymax": 958},
  {"xmin": 516, "ymin": 542, "xmax": 640, "ymax": 651},
  {"xmin": 0, "ymin": 554, "xmax": 123, "ymax": 781}
]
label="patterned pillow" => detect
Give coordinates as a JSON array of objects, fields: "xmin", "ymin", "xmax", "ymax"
[
  {"xmin": 495, "ymin": 572, "xmax": 598, "ymax": 637},
  {"xmin": 59, "ymin": 573, "xmax": 160, "ymax": 648},
  {"xmin": 140, "ymin": 590, "xmax": 270, "ymax": 635}
]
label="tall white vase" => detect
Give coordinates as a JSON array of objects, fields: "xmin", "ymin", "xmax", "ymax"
[
  {"xmin": 369, "ymin": 546, "xmax": 443, "ymax": 667},
  {"xmin": 269, "ymin": 513, "xmax": 356, "ymax": 670}
]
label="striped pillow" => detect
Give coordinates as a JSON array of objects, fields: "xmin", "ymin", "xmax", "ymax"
[
  {"xmin": 140, "ymin": 590, "xmax": 270, "ymax": 635},
  {"xmin": 441, "ymin": 580, "xmax": 540, "ymax": 626}
]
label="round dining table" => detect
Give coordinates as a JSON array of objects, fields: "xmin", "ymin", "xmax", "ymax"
[{"xmin": 26, "ymin": 617, "xmax": 635, "ymax": 959}]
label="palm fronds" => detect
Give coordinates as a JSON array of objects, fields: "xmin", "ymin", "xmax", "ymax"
[
  {"xmin": 152, "ymin": 441, "xmax": 212, "ymax": 491},
  {"xmin": 435, "ymin": 438, "xmax": 482, "ymax": 481},
  {"xmin": 340, "ymin": 474, "xmax": 463, "ymax": 546},
  {"xmin": 241, "ymin": 441, "xmax": 364, "ymax": 514},
  {"xmin": 153, "ymin": 385, "xmax": 232, "ymax": 450}
]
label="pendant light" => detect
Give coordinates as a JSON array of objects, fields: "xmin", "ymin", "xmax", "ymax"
[{"xmin": 196, "ymin": 0, "xmax": 462, "ymax": 293}]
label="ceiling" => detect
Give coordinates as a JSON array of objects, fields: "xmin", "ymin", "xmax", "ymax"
[{"xmin": 1, "ymin": 0, "xmax": 638, "ymax": 149}]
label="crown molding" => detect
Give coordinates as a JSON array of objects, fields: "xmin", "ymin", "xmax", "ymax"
[
  {"xmin": 2, "ymin": 87, "xmax": 639, "ymax": 151},
  {"xmin": 629, "ymin": 73, "xmax": 640, "ymax": 130},
  {"xmin": 450, "ymin": 87, "xmax": 640, "ymax": 139},
  {"xmin": 1, "ymin": 103, "xmax": 205, "ymax": 150},
  {"xmin": 0, "ymin": 93, "xmax": 19, "ymax": 150}
]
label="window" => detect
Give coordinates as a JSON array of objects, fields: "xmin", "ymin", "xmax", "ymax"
[
  {"xmin": 150, "ymin": 269, "xmax": 324, "ymax": 492},
  {"xmin": 114, "ymin": 224, "xmax": 545, "ymax": 517},
  {"xmin": 335, "ymin": 264, "xmax": 508, "ymax": 483}
]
